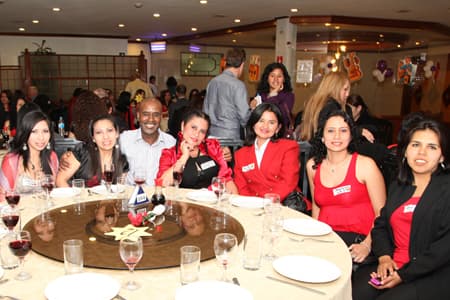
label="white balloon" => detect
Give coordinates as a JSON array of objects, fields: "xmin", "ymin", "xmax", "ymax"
[
  {"xmin": 372, "ymin": 69, "xmax": 382, "ymax": 77},
  {"xmin": 425, "ymin": 71, "xmax": 433, "ymax": 78},
  {"xmin": 377, "ymin": 74, "xmax": 385, "ymax": 82}
]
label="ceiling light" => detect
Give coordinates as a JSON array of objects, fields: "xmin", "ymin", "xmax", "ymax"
[
  {"xmin": 232, "ymin": 39, "xmax": 237, "ymax": 43},
  {"xmin": 200, "ymin": 0, "xmax": 208, "ymax": 4},
  {"xmin": 376, "ymin": 41, "xmax": 380, "ymax": 45},
  {"xmin": 379, "ymin": 34, "xmax": 384, "ymax": 38},
  {"xmin": 118, "ymin": 24, "xmax": 125, "ymax": 28},
  {"xmin": 18, "ymin": 27, "xmax": 25, "ymax": 31},
  {"xmin": 352, "ymin": 38, "xmax": 356, "ymax": 42},
  {"xmin": 52, "ymin": 7, "xmax": 60, "ymax": 12},
  {"xmin": 153, "ymin": 13, "xmax": 160, "ymax": 18},
  {"xmin": 191, "ymin": 27, "xmax": 197, "ymax": 31},
  {"xmin": 340, "ymin": 45, "xmax": 346, "ymax": 52},
  {"xmin": 397, "ymin": 44, "xmax": 402, "ymax": 48},
  {"xmin": 415, "ymin": 41, "xmax": 421, "ymax": 45},
  {"xmin": 290, "ymin": 8, "xmax": 298, "ymax": 13},
  {"xmin": 324, "ymin": 23, "xmax": 331, "ymax": 27},
  {"xmin": 334, "ymin": 26, "xmax": 340, "ymax": 30},
  {"xmin": 32, "ymin": 20, "xmax": 39, "ymax": 24},
  {"xmin": 161, "ymin": 33, "xmax": 167, "ymax": 37},
  {"xmin": 136, "ymin": 38, "xmax": 141, "ymax": 42},
  {"xmin": 134, "ymin": 2, "xmax": 143, "ymax": 8},
  {"xmin": 234, "ymin": 19, "xmax": 240, "ymax": 23}
]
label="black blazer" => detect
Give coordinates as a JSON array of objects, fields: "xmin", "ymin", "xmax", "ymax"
[{"xmin": 371, "ymin": 172, "xmax": 450, "ymax": 299}]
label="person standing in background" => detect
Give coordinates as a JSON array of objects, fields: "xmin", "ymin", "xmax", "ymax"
[
  {"xmin": 203, "ymin": 47, "xmax": 250, "ymax": 140},
  {"xmin": 125, "ymin": 71, "xmax": 152, "ymax": 101},
  {"xmin": 149, "ymin": 75, "xmax": 158, "ymax": 97}
]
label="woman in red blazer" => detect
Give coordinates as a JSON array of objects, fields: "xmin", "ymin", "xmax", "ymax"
[{"xmin": 234, "ymin": 103, "xmax": 302, "ymax": 202}]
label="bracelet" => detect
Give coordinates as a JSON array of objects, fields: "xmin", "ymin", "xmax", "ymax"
[{"xmin": 360, "ymin": 242, "xmax": 371, "ymax": 252}]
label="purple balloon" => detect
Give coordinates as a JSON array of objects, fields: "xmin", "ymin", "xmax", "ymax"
[
  {"xmin": 327, "ymin": 63, "xmax": 333, "ymax": 68},
  {"xmin": 384, "ymin": 67, "xmax": 394, "ymax": 78},
  {"xmin": 377, "ymin": 60, "xmax": 387, "ymax": 72},
  {"xmin": 430, "ymin": 65, "xmax": 437, "ymax": 72}
]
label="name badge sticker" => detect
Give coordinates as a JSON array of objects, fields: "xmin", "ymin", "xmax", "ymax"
[
  {"xmin": 403, "ymin": 204, "xmax": 416, "ymax": 213},
  {"xmin": 200, "ymin": 160, "xmax": 216, "ymax": 170},
  {"xmin": 332, "ymin": 185, "xmax": 351, "ymax": 196},
  {"xmin": 242, "ymin": 163, "xmax": 255, "ymax": 173}
]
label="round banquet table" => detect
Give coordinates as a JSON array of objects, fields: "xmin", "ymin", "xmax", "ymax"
[{"xmin": 2, "ymin": 187, "xmax": 352, "ymax": 300}]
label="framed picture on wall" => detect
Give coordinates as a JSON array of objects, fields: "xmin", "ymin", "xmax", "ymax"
[
  {"xmin": 180, "ymin": 52, "xmax": 223, "ymax": 76},
  {"xmin": 296, "ymin": 59, "xmax": 314, "ymax": 83}
]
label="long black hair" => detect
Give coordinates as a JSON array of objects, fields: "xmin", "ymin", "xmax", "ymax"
[
  {"xmin": 244, "ymin": 103, "xmax": 285, "ymax": 146},
  {"xmin": 309, "ymin": 110, "xmax": 357, "ymax": 169},
  {"xmin": 86, "ymin": 114, "xmax": 128, "ymax": 183},
  {"xmin": 397, "ymin": 117, "xmax": 449, "ymax": 185},
  {"xmin": 11, "ymin": 110, "xmax": 54, "ymax": 174},
  {"xmin": 256, "ymin": 62, "xmax": 293, "ymax": 94}
]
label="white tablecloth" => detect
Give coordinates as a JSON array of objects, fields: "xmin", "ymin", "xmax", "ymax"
[{"xmin": 1, "ymin": 187, "xmax": 352, "ymax": 300}]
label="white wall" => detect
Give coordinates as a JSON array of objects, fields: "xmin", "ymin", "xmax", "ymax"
[{"xmin": 0, "ymin": 35, "xmax": 128, "ymax": 65}]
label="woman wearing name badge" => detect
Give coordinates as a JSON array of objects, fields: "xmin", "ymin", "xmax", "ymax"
[
  {"xmin": 306, "ymin": 110, "xmax": 385, "ymax": 265},
  {"xmin": 56, "ymin": 114, "xmax": 128, "ymax": 187},
  {"xmin": 352, "ymin": 117, "xmax": 450, "ymax": 300},
  {"xmin": 233, "ymin": 103, "xmax": 307, "ymax": 208},
  {"xmin": 157, "ymin": 109, "xmax": 237, "ymax": 193},
  {"xmin": 0, "ymin": 110, "xmax": 58, "ymax": 194}
]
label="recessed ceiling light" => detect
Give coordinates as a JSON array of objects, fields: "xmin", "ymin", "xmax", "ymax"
[
  {"xmin": 352, "ymin": 38, "xmax": 356, "ymax": 42},
  {"xmin": 134, "ymin": 2, "xmax": 143, "ymax": 8},
  {"xmin": 379, "ymin": 34, "xmax": 384, "ymax": 38},
  {"xmin": 153, "ymin": 13, "xmax": 160, "ymax": 18},
  {"xmin": 118, "ymin": 24, "xmax": 125, "ymax": 28},
  {"xmin": 324, "ymin": 23, "xmax": 331, "ymax": 27},
  {"xmin": 136, "ymin": 38, "xmax": 141, "ymax": 42},
  {"xmin": 18, "ymin": 27, "xmax": 25, "ymax": 31},
  {"xmin": 200, "ymin": 0, "xmax": 208, "ymax": 4},
  {"xmin": 376, "ymin": 41, "xmax": 380, "ymax": 45},
  {"xmin": 191, "ymin": 27, "xmax": 197, "ymax": 31},
  {"xmin": 334, "ymin": 26, "xmax": 340, "ymax": 30},
  {"xmin": 290, "ymin": 8, "xmax": 298, "ymax": 13},
  {"xmin": 32, "ymin": 20, "xmax": 39, "ymax": 24},
  {"xmin": 340, "ymin": 45, "xmax": 346, "ymax": 52},
  {"xmin": 161, "ymin": 33, "xmax": 167, "ymax": 37},
  {"xmin": 232, "ymin": 39, "xmax": 237, "ymax": 43},
  {"xmin": 234, "ymin": 19, "xmax": 240, "ymax": 23},
  {"xmin": 415, "ymin": 41, "xmax": 421, "ymax": 45},
  {"xmin": 52, "ymin": 7, "xmax": 60, "ymax": 12},
  {"xmin": 397, "ymin": 44, "xmax": 402, "ymax": 48}
]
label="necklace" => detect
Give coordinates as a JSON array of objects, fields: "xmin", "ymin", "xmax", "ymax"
[{"xmin": 326, "ymin": 154, "xmax": 350, "ymax": 173}]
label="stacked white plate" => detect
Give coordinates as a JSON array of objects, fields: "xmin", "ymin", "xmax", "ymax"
[
  {"xmin": 50, "ymin": 187, "xmax": 77, "ymax": 198},
  {"xmin": 176, "ymin": 280, "xmax": 253, "ymax": 300},
  {"xmin": 186, "ymin": 189, "xmax": 217, "ymax": 203},
  {"xmin": 283, "ymin": 218, "xmax": 332, "ymax": 236},
  {"xmin": 230, "ymin": 195, "xmax": 270, "ymax": 209}
]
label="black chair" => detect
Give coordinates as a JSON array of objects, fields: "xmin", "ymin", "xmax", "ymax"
[{"xmin": 298, "ymin": 141, "xmax": 311, "ymax": 199}]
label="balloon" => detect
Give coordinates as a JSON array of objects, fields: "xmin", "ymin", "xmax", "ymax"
[
  {"xmin": 372, "ymin": 69, "xmax": 382, "ymax": 77},
  {"xmin": 431, "ymin": 66, "xmax": 437, "ymax": 72},
  {"xmin": 384, "ymin": 68, "xmax": 394, "ymax": 78},
  {"xmin": 376, "ymin": 60, "xmax": 387, "ymax": 72},
  {"xmin": 313, "ymin": 73, "xmax": 323, "ymax": 83},
  {"xmin": 377, "ymin": 74, "xmax": 385, "ymax": 82},
  {"xmin": 327, "ymin": 63, "xmax": 333, "ymax": 68},
  {"xmin": 425, "ymin": 71, "xmax": 433, "ymax": 79}
]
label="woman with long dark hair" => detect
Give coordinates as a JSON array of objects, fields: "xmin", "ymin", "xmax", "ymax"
[
  {"xmin": 56, "ymin": 114, "xmax": 128, "ymax": 187},
  {"xmin": 0, "ymin": 110, "xmax": 58, "ymax": 193}
]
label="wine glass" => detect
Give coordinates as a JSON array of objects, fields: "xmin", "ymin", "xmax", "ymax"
[
  {"xmin": 213, "ymin": 233, "xmax": 238, "ymax": 282},
  {"xmin": 5, "ymin": 189, "xmax": 20, "ymax": 207},
  {"xmin": 211, "ymin": 177, "xmax": 225, "ymax": 205},
  {"xmin": 172, "ymin": 170, "xmax": 182, "ymax": 200},
  {"xmin": 40, "ymin": 174, "xmax": 55, "ymax": 208},
  {"xmin": 9, "ymin": 230, "xmax": 32, "ymax": 280},
  {"xmin": 103, "ymin": 162, "xmax": 115, "ymax": 195},
  {"xmin": 133, "ymin": 168, "xmax": 146, "ymax": 187},
  {"xmin": 1, "ymin": 205, "xmax": 20, "ymax": 232},
  {"xmin": 2, "ymin": 129, "xmax": 10, "ymax": 149},
  {"xmin": 263, "ymin": 211, "xmax": 283, "ymax": 260},
  {"xmin": 119, "ymin": 237, "xmax": 143, "ymax": 290},
  {"xmin": 263, "ymin": 193, "xmax": 281, "ymax": 213}
]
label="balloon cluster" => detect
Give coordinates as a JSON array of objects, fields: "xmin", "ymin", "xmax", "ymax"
[
  {"xmin": 372, "ymin": 59, "xmax": 394, "ymax": 82},
  {"xmin": 423, "ymin": 60, "xmax": 437, "ymax": 79},
  {"xmin": 319, "ymin": 56, "xmax": 337, "ymax": 75}
]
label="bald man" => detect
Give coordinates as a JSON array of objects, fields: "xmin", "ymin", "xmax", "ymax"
[{"xmin": 119, "ymin": 98, "xmax": 176, "ymax": 185}]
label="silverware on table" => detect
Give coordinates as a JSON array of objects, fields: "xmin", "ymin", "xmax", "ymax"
[
  {"xmin": 266, "ymin": 275, "xmax": 326, "ymax": 296},
  {"xmin": 232, "ymin": 277, "xmax": 240, "ymax": 286},
  {"xmin": 289, "ymin": 237, "xmax": 334, "ymax": 243}
]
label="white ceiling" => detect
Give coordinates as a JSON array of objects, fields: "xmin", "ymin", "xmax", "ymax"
[{"xmin": 0, "ymin": 0, "xmax": 449, "ymax": 50}]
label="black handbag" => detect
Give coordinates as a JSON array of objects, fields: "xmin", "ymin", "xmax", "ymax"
[{"xmin": 282, "ymin": 191, "xmax": 309, "ymax": 214}]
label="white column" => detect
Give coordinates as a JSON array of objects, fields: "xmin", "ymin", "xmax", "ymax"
[{"xmin": 275, "ymin": 17, "xmax": 297, "ymax": 85}]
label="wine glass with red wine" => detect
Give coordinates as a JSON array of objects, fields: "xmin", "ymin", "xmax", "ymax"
[
  {"xmin": 5, "ymin": 189, "xmax": 20, "ymax": 207},
  {"xmin": 133, "ymin": 169, "xmax": 146, "ymax": 187},
  {"xmin": 103, "ymin": 162, "xmax": 115, "ymax": 195},
  {"xmin": 9, "ymin": 230, "xmax": 32, "ymax": 280},
  {"xmin": 1, "ymin": 205, "xmax": 20, "ymax": 232},
  {"xmin": 119, "ymin": 236, "xmax": 143, "ymax": 290},
  {"xmin": 41, "ymin": 174, "xmax": 55, "ymax": 208},
  {"xmin": 172, "ymin": 170, "xmax": 182, "ymax": 200}
]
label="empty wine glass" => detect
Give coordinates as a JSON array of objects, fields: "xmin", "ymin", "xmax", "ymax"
[
  {"xmin": 213, "ymin": 233, "xmax": 238, "ymax": 282},
  {"xmin": 9, "ymin": 230, "xmax": 32, "ymax": 280},
  {"xmin": 103, "ymin": 162, "xmax": 115, "ymax": 195},
  {"xmin": 211, "ymin": 177, "xmax": 225, "ymax": 205},
  {"xmin": 119, "ymin": 237, "xmax": 143, "ymax": 290},
  {"xmin": 40, "ymin": 174, "xmax": 55, "ymax": 208},
  {"xmin": 1, "ymin": 205, "xmax": 20, "ymax": 232},
  {"xmin": 263, "ymin": 211, "xmax": 283, "ymax": 260}
]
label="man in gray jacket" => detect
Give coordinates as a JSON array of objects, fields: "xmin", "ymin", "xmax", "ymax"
[{"xmin": 203, "ymin": 48, "xmax": 250, "ymax": 140}]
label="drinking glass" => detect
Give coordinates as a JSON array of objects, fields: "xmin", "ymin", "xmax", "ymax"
[
  {"xmin": 263, "ymin": 193, "xmax": 281, "ymax": 213},
  {"xmin": 172, "ymin": 170, "xmax": 182, "ymax": 200},
  {"xmin": 71, "ymin": 179, "xmax": 85, "ymax": 202},
  {"xmin": 40, "ymin": 174, "xmax": 55, "ymax": 208},
  {"xmin": 133, "ymin": 168, "xmax": 146, "ymax": 187},
  {"xmin": 213, "ymin": 233, "xmax": 238, "ymax": 282},
  {"xmin": 263, "ymin": 211, "xmax": 283, "ymax": 260},
  {"xmin": 1, "ymin": 205, "xmax": 20, "ymax": 232},
  {"xmin": 211, "ymin": 177, "xmax": 225, "ymax": 204},
  {"xmin": 5, "ymin": 189, "xmax": 20, "ymax": 207},
  {"xmin": 119, "ymin": 237, "xmax": 143, "ymax": 290},
  {"xmin": 103, "ymin": 162, "xmax": 115, "ymax": 195},
  {"xmin": 9, "ymin": 230, "xmax": 32, "ymax": 280}
]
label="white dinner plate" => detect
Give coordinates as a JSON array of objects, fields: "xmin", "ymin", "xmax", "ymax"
[
  {"xmin": 186, "ymin": 189, "xmax": 217, "ymax": 203},
  {"xmin": 50, "ymin": 187, "xmax": 77, "ymax": 198},
  {"xmin": 230, "ymin": 195, "xmax": 270, "ymax": 208},
  {"xmin": 273, "ymin": 255, "xmax": 341, "ymax": 283},
  {"xmin": 175, "ymin": 280, "xmax": 253, "ymax": 300},
  {"xmin": 45, "ymin": 272, "xmax": 120, "ymax": 300},
  {"xmin": 283, "ymin": 218, "xmax": 332, "ymax": 236},
  {"xmin": 90, "ymin": 184, "xmax": 124, "ymax": 195}
]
